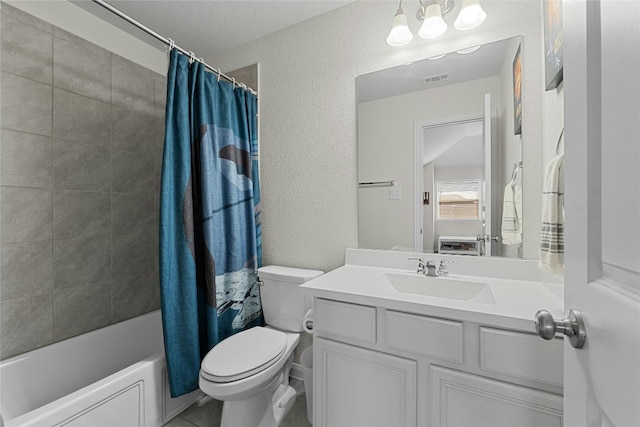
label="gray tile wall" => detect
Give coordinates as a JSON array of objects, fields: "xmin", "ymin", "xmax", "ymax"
[{"xmin": 0, "ymin": 3, "xmax": 166, "ymax": 359}]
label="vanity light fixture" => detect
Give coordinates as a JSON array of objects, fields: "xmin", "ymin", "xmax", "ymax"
[
  {"xmin": 418, "ymin": 1, "xmax": 448, "ymax": 39},
  {"xmin": 386, "ymin": 0, "xmax": 487, "ymax": 47},
  {"xmin": 454, "ymin": 0, "xmax": 487, "ymax": 30},
  {"xmin": 386, "ymin": 0, "xmax": 413, "ymax": 47}
]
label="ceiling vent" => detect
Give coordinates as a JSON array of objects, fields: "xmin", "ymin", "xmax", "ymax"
[{"xmin": 422, "ymin": 72, "xmax": 450, "ymax": 85}]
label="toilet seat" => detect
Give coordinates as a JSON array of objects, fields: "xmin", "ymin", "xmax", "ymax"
[{"xmin": 201, "ymin": 327, "xmax": 287, "ymax": 383}]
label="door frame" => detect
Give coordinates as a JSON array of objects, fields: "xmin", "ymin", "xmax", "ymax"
[{"xmin": 413, "ymin": 112, "xmax": 486, "ymax": 254}]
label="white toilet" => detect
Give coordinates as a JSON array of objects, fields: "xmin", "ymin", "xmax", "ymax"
[{"xmin": 199, "ymin": 265, "xmax": 323, "ymax": 427}]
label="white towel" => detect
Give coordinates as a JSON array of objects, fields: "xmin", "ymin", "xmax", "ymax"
[
  {"xmin": 538, "ymin": 154, "xmax": 564, "ymax": 274},
  {"xmin": 501, "ymin": 182, "xmax": 523, "ymax": 245}
]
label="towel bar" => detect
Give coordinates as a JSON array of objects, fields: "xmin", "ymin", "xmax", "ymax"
[{"xmin": 358, "ymin": 180, "xmax": 395, "ymax": 187}]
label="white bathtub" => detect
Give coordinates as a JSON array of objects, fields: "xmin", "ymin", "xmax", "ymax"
[{"xmin": 0, "ymin": 310, "xmax": 203, "ymax": 427}]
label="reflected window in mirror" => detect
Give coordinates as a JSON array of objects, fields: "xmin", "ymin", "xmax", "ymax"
[{"xmin": 436, "ymin": 180, "xmax": 481, "ymax": 220}]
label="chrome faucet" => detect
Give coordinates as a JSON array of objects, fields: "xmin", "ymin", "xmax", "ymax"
[
  {"xmin": 425, "ymin": 260, "xmax": 437, "ymax": 276},
  {"xmin": 409, "ymin": 257, "xmax": 426, "ymax": 275},
  {"xmin": 409, "ymin": 258, "xmax": 437, "ymax": 276},
  {"xmin": 437, "ymin": 260, "xmax": 449, "ymax": 277}
]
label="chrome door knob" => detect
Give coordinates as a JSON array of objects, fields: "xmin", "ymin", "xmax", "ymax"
[{"xmin": 534, "ymin": 309, "xmax": 586, "ymax": 349}]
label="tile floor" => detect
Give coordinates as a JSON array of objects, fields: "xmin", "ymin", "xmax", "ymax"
[{"xmin": 163, "ymin": 379, "xmax": 311, "ymax": 427}]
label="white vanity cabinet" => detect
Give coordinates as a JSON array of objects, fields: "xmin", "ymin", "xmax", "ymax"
[
  {"xmin": 312, "ymin": 297, "xmax": 564, "ymax": 427},
  {"xmin": 315, "ymin": 338, "xmax": 418, "ymax": 427}
]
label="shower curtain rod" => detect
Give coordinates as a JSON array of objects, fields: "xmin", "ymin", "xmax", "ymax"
[{"xmin": 91, "ymin": 0, "xmax": 257, "ymax": 95}]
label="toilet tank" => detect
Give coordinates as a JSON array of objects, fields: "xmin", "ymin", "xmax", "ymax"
[{"xmin": 258, "ymin": 266, "xmax": 323, "ymax": 332}]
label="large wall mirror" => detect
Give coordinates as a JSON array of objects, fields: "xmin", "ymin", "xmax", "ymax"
[{"xmin": 357, "ymin": 27, "xmax": 562, "ymax": 259}]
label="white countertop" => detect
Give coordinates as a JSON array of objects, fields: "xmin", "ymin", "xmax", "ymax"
[{"xmin": 300, "ymin": 249, "xmax": 564, "ymax": 332}]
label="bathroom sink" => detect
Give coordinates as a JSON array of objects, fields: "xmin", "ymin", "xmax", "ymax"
[{"xmin": 383, "ymin": 273, "xmax": 496, "ymax": 304}]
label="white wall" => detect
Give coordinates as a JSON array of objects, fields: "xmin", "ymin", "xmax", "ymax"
[{"xmin": 214, "ymin": 0, "xmax": 554, "ymax": 270}]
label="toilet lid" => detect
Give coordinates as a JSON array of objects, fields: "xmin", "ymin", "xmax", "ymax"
[{"xmin": 201, "ymin": 327, "xmax": 287, "ymax": 383}]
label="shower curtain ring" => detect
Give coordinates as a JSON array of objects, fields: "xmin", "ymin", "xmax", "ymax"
[
  {"xmin": 189, "ymin": 51, "xmax": 195, "ymax": 64},
  {"xmin": 168, "ymin": 38, "xmax": 175, "ymax": 51},
  {"xmin": 216, "ymin": 69, "xmax": 221, "ymax": 82},
  {"xmin": 232, "ymin": 78, "xmax": 236, "ymax": 88}
]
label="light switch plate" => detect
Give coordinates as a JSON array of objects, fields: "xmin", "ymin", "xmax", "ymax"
[{"xmin": 389, "ymin": 187, "xmax": 401, "ymax": 200}]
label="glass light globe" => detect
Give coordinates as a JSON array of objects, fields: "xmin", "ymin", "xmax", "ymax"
[
  {"xmin": 418, "ymin": 3, "xmax": 448, "ymax": 39},
  {"xmin": 386, "ymin": 8, "xmax": 414, "ymax": 46},
  {"xmin": 454, "ymin": 0, "xmax": 487, "ymax": 31}
]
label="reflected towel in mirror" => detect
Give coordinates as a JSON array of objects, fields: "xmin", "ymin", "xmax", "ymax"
[{"xmin": 501, "ymin": 182, "xmax": 523, "ymax": 245}]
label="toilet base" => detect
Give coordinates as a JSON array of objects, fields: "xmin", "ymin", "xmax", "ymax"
[
  {"xmin": 220, "ymin": 373, "xmax": 297, "ymax": 427},
  {"xmin": 199, "ymin": 329, "xmax": 301, "ymax": 427}
]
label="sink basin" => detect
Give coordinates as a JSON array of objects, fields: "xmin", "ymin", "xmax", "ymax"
[{"xmin": 383, "ymin": 273, "xmax": 495, "ymax": 304}]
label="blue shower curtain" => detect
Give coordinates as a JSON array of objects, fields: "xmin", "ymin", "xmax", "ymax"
[{"xmin": 159, "ymin": 49, "xmax": 263, "ymax": 398}]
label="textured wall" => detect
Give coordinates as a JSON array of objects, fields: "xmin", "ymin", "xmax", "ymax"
[
  {"xmin": 214, "ymin": 0, "xmax": 553, "ymax": 270},
  {"xmin": 0, "ymin": 3, "xmax": 165, "ymax": 359}
]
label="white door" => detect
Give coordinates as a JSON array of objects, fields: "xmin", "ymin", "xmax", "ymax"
[{"xmin": 559, "ymin": 1, "xmax": 640, "ymax": 426}]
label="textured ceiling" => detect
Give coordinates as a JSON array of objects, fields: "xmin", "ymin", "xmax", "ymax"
[{"xmin": 73, "ymin": 0, "xmax": 354, "ymax": 60}]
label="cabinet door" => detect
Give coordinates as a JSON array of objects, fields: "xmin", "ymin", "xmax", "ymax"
[
  {"xmin": 315, "ymin": 337, "xmax": 417, "ymax": 427},
  {"xmin": 430, "ymin": 366, "xmax": 563, "ymax": 427}
]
